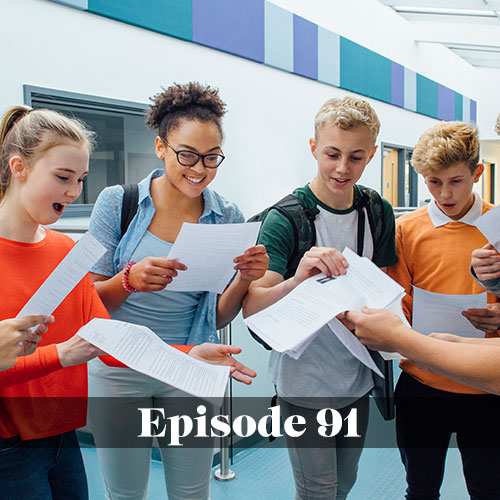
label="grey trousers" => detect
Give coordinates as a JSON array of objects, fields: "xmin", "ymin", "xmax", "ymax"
[{"xmin": 279, "ymin": 396, "xmax": 370, "ymax": 500}]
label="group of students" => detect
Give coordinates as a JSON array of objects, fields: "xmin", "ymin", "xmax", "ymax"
[{"xmin": 0, "ymin": 81, "xmax": 500, "ymax": 500}]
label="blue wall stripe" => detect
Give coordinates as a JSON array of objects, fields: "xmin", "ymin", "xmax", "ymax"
[
  {"xmin": 340, "ymin": 38, "xmax": 391, "ymax": 104},
  {"xmin": 455, "ymin": 92, "xmax": 463, "ymax": 121},
  {"xmin": 470, "ymin": 100, "xmax": 477, "ymax": 125},
  {"xmin": 192, "ymin": 0, "xmax": 264, "ymax": 63},
  {"xmin": 404, "ymin": 68, "xmax": 417, "ymax": 112},
  {"xmin": 293, "ymin": 15, "xmax": 318, "ymax": 80},
  {"xmin": 46, "ymin": 0, "xmax": 477, "ymax": 124},
  {"xmin": 51, "ymin": 0, "xmax": 87, "ymax": 9},
  {"xmin": 391, "ymin": 62, "xmax": 404, "ymax": 107},
  {"xmin": 87, "ymin": 0, "xmax": 191, "ymax": 41},
  {"xmin": 437, "ymin": 84, "xmax": 455, "ymax": 121},
  {"xmin": 317, "ymin": 27, "xmax": 340, "ymax": 87},
  {"xmin": 264, "ymin": 1, "xmax": 293, "ymax": 72}
]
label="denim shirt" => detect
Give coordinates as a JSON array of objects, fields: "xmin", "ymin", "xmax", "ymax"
[{"xmin": 88, "ymin": 169, "xmax": 245, "ymax": 345}]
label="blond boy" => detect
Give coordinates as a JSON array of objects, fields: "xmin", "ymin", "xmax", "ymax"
[
  {"xmin": 387, "ymin": 121, "xmax": 500, "ymax": 500},
  {"xmin": 243, "ymin": 96, "xmax": 397, "ymax": 500}
]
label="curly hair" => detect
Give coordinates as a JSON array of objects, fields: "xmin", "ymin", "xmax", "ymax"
[
  {"xmin": 412, "ymin": 121, "xmax": 479, "ymax": 176},
  {"xmin": 146, "ymin": 82, "xmax": 227, "ymax": 139},
  {"xmin": 314, "ymin": 96, "xmax": 380, "ymax": 143},
  {"xmin": 495, "ymin": 112, "xmax": 500, "ymax": 136}
]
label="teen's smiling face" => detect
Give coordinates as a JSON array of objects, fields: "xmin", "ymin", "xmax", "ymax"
[
  {"xmin": 424, "ymin": 162, "xmax": 483, "ymax": 221},
  {"xmin": 156, "ymin": 119, "xmax": 222, "ymax": 198},
  {"xmin": 310, "ymin": 124, "xmax": 377, "ymax": 209},
  {"xmin": 14, "ymin": 142, "xmax": 89, "ymax": 226}
]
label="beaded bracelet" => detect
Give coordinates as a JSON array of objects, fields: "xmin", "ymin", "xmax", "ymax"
[{"xmin": 122, "ymin": 261, "xmax": 139, "ymax": 293}]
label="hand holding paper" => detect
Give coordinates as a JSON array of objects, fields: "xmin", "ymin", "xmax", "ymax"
[
  {"xmin": 16, "ymin": 233, "xmax": 106, "ymax": 330},
  {"xmin": 470, "ymin": 242, "xmax": 500, "ymax": 282},
  {"xmin": 78, "ymin": 318, "xmax": 231, "ymax": 400},
  {"xmin": 167, "ymin": 222, "xmax": 261, "ymax": 293}
]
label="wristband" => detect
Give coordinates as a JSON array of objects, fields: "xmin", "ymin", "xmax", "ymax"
[{"xmin": 122, "ymin": 261, "xmax": 139, "ymax": 293}]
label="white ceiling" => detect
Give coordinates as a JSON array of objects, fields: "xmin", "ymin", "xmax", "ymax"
[{"xmin": 378, "ymin": 0, "xmax": 500, "ymax": 68}]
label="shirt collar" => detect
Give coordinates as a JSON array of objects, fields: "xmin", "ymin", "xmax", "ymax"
[
  {"xmin": 427, "ymin": 193, "xmax": 483, "ymax": 227},
  {"xmin": 137, "ymin": 168, "xmax": 224, "ymax": 217}
]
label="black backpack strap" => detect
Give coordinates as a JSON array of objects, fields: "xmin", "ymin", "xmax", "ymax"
[
  {"xmin": 120, "ymin": 184, "xmax": 139, "ymax": 237},
  {"xmin": 246, "ymin": 193, "xmax": 318, "ymax": 350},
  {"xmin": 270, "ymin": 194, "xmax": 318, "ymax": 279},
  {"xmin": 356, "ymin": 185, "xmax": 385, "ymax": 251}
]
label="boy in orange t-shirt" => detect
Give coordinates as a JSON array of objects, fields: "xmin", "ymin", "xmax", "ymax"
[{"xmin": 387, "ymin": 121, "xmax": 500, "ymax": 500}]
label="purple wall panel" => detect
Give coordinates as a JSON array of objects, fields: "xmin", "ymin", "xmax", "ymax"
[
  {"xmin": 470, "ymin": 100, "xmax": 477, "ymax": 125},
  {"xmin": 293, "ymin": 14, "xmax": 318, "ymax": 80},
  {"xmin": 391, "ymin": 62, "xmax": 404, "ymax": 108},
  {"xmin": 192, "ymin": 0, "xmax": 264, "ymax": 63},
  {"xmin": 437, "ymin": 84, "xmax": 455, "ymax": 121}
]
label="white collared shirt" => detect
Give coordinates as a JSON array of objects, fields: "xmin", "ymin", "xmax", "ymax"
[{"xmin": 427, "ymin": 193, "xmax": 483, "ymax": 228}]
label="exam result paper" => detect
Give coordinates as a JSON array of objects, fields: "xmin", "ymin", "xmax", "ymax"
[
  {"xmin": 16, "ymin": 232, "xmax": 106, "ymax": 327},
  {"xmin": 78, "ymin": 318, "xmax": 230, "ymax": 400},
  {"xmin": 412, "ymin": 286, "xmax": 487, "ymax": 338},
  {"xmin": 167, "ymin": 222, "xmax": 261, "ymax": 294},
  {"xmin": 327, "ymin": 318, "xmax": 384, "ymax": 378},
  {"xmin": 244, "ymin": 247, "xmax": 405, "ymax": 355},
  {"xmin": 475, "ymin": 204, "xmax": 500, "ymax": 252}
]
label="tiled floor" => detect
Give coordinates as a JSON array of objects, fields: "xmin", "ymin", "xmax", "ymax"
[{"xmin": 83, "ymin": 440, "xmax": 469, "ymax": 499}]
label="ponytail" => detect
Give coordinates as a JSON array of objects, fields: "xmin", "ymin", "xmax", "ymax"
[{"xmin": 0, "ymin": 106, "xmax": 95, "ymax": 200}]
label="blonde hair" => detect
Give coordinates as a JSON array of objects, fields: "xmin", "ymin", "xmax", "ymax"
[
  {"xmin": 412, "ymin": 121, "xmax": 479, "ymax": 176},
  {"xmin": 495, "ymin": 113, "xmax": 500, "ymax": 135},
  {"xmin": 0, "ymin": 106, "xmax": 95, "ymax": 200},
  {"xmin": 314, "ymin": 96, "xmax": 380, "ymax": 143}
]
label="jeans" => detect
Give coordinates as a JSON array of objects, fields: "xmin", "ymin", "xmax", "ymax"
[
  {"xmin": 279, "ymin": 396, "xmax": 370, "ymax": 500},
  {"xmin": 395, "ymin": 372, "xmax": 500, "ymax": 500},
  {"xmin": 88, "ymin": 358, "xmax": 215, "ymax": 500},
  {"xmin": 0, "ymin": 430, "xmax": 88, "ymax": 500}
]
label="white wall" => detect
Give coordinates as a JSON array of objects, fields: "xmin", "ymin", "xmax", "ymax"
[{"xmin": 2, "ymin": 0, "xmax": 498, "ymax": 395}]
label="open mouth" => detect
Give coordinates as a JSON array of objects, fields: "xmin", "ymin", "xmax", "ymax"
[
  {"xmin": 53, "ymin": 203, "xmax": 64, "ymax": 214},
  {"xmin": 184, "ymin": 175, "xmax": 204, "ymax": 185},
  {"xmin": 440, "ymin": 203, "xmax": 455, "ymax": 210},
  {"xmin": 332, "ymin": 178, "xmax": 350, "ymax": 186}
]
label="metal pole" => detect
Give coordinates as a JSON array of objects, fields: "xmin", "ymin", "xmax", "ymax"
[{"xmin": 214, "ymin": 324, "xmax": 236, "ymax": 481}]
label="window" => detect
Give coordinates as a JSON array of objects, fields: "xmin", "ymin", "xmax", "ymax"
[{"xmin": 24, "ymin": 86, "xmax": 162, "ymax": 216}]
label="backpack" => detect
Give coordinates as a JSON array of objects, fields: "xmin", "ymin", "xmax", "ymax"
[
  {"xmin": 120, "ymin": 184, "xmax": 139, "ymax": 237},
  {"xmin": 247, "ymin": 185, "xmax": 386, "ymax": 349}
]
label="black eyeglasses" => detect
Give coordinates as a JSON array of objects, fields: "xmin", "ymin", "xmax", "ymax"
[{"xmin": 165, "ymin": 141, "xmax": 225, "ymax": 169}]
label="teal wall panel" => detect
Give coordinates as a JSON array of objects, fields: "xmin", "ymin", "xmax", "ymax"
[
  {"xmin": 87, "ymin": 0, "xmax": 192, "ymax": 41},
  {"xmin": 416, "ymin": 74, "xmax": 438, "ymax": 118},
  {"xmin": 264, "ymin": 1, "xmax": 293, "ymax": 72},
  {"xmin": 340, "ymin": 38, "xmax": 391, "ymax": 104}
]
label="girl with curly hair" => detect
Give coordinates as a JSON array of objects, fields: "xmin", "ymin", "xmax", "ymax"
[{"xmin": 87, "ymin": 82, "xmax": 268, "ymax": 500}]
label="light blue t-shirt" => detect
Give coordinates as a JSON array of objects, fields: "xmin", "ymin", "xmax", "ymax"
[
  {"xmin": 89, "ymin": 169, "xmax": 245, "ymax": 345},
  {"xmin": 112, "ymin": 231, "xmax": 202, "ymax": 343}
]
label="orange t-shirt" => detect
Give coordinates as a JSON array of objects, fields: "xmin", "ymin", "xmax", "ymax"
[
  {"xmin": 387, "ymin": 201, "xmax": 499, "ymax": 394},
  {"xmin": 0, "ymin": 230, "xmax": 192, "ymax": 439}
]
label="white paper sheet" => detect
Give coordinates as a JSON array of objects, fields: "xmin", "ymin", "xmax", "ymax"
[
  {"xmin": 475, "ymin": 204, "xmax": 500, "ymax": 252},
  {"xmin": 327, "ymin": 318, "xmax": 384, "ymax": 378},
  {"xmin": 78, "ymin": 318, "xmax": 230, "ymax": 400},
  {"xmin": 166, "ymin": 222, "xmax": 261, "ymax": 294},
  {"xmin": 244, "ymin": 247, "xmax": 405, "ymax": 356},
  {"xmin": 412, "ymin": 286, "xmax": 487, "ymax": 338},
  {"xmin": 376, "ymin": 298, "xmax": 408, "ymax": 360},
  {"xmin": 16, "ymin": 233, "xmax": 106, "ymax": 329}
]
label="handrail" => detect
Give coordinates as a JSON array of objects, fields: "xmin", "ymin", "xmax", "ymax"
[{"xmin": 214, "ymin": 324, "xmax": 236, "ymax": 481}]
